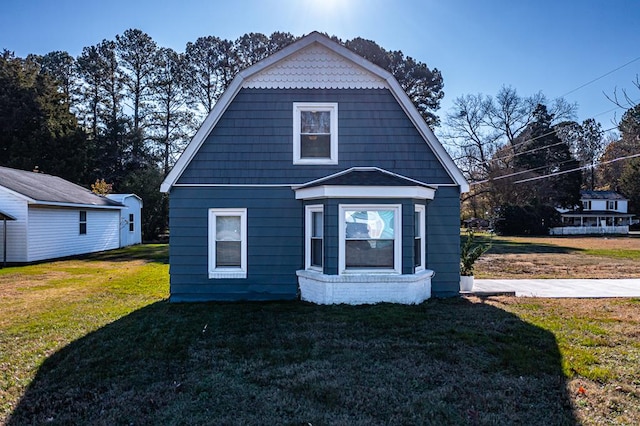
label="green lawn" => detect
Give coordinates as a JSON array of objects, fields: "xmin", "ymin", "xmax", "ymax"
[{"xmin": 1, "ymin": 244, "xmax": 639, "ymax": 425}]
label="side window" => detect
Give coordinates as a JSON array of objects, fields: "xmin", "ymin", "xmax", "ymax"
[
  {"xmin": 293, "ymin": 103, "xmax": 338, "ymax": 164},
  {"xmin": 414, "ymin": 205, "xmax": 426, "ymax": 272},
  {"xmin": 208, "ymin": 208, "xmax": 247, "ymax": 279},
  {"xmin": 129, "ymin": 213, "xmax": 134, "ymax": 232},
  {"xmin": 305, "ymin": 205, "xmax": 324, "ymax": 271},
  {"xmin": 79, "ymin": 211, "xmax": 87, "ymax": 235}
]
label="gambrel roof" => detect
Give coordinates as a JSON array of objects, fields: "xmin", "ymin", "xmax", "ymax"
[
  {"xmin": 161, "ymin": 31, "xmax": 468, "ymax": 193},
  {"xmin": 0, "ymin": 166, "xmax": 123, "ymax": 209}
]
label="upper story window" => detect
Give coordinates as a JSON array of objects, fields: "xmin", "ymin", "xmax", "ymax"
[
  {"xmin": 607, "ymin": 200, "xmax": 618, "ymax": 211},
  {"xmin": 582, "ymin": 201, "xmax": 591, "ymax": 210},
  {"xmin": 293, "ymin": 102, "xmax": 338, "ymax": 165}
]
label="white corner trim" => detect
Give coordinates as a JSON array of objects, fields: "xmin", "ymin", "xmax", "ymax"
[{"xmin": 295, "ymin": 185, "xmax": 435, "ymax": 200}]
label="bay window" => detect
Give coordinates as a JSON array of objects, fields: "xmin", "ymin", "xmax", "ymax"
[
  {"xmin": 305, "ymin": 205, "xmax": 324, "ymax": 271},
  {"xmin": 339, "ymin": 204, "xmax": 401, "ymax": 274}
]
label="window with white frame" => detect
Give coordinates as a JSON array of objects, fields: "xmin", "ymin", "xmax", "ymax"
[
  {"xmin": 607, "ymin": 200, "xmax": 618, "ymax": 210},
  {"xmin": 305, "ymin": 205, "xmax": 324, "ymax": 271},
  {"xmin": 582, "ymin": 201, "xmax": 591, "ymax": 210},
  {"xmin": 339, "ymin": 204, "xmax": 401, "ymax": 274},
  {"xmin": 414, "ymin": 205, "xmax": 426, "ymax": 272},
  {"xmin": 208, "ymin": 208, "xmax": 247, "ymax": 279},
  {"xmin": 293, "ymin": 102, "xmax": 338, "ymax": 164}
]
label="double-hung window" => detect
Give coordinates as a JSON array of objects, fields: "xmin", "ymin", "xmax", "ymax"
[
  {"xmin": 339, "ymin": 204, "xmax": 401, "ymax": 274},
  {"xmin": 79, "ymin": 211, "xmax": 87, "ymax": 235},
  {"xmin": 305, "ymin": 205, "xmax": 324, "ymax": 271},
  {"xmin": 414, "ymin": 205, "xmax": 426, "ymax": 272},
  {"xmin": 208, "ymin": 208, "xmax": 247, "ymax": 279},
  {"xmin": 293, "ymin": 103, "xmax": 338, "ymax": 164}
]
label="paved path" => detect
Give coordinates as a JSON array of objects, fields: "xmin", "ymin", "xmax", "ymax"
[{"xmin": 472, "ymin": 279, "xmax": 640, "ymax": 298}]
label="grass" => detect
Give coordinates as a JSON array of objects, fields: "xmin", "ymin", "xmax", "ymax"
[
  {"xmin": 473, "ymin": 233, "xmax": 640, "ymax": 278},
  {"xmin": 1, "ymin": 243, "xmax": 639, "ymax": 425}
]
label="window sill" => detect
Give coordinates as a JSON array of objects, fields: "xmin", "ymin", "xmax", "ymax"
[
  {"xmin": 294, "ymin": 158, "xmax": 338, "ymax": 165},
  {"xmin": 209, "ymin": 270, "xmax": 247, "ymax": 279}
]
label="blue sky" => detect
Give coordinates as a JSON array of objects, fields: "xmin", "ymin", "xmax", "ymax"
[{"xmin": 2, "ymin": 0, "xmax": 639, "ymax": 132}]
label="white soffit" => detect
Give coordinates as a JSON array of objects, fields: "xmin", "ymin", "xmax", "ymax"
[{"xmin": 243, "ymin": 43, "xmax": 387, "ymax": 89}]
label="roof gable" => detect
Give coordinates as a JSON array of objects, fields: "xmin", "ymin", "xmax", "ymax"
[
  {"xmin": 243, "ymin": 42, "xmax": 387, "ymax": 89},
  {"xmin": 0, "ymin": 166, "xmax": 123, "ymax": 208},
  {"xmin": 161, "ymin": 31, "xmax": 468, "ymax": 193}
]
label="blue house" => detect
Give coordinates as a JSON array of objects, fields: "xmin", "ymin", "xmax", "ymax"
[{"xmin": 161, "ymin": 32, "xmax": 468, "ymax": 304}]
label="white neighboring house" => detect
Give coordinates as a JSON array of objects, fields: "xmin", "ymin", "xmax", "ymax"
[
  {"xmin": 551, "ymin": 190, "xmax": 635, "ymax": 235},
  {"xmin": 106, "ymin": 194, "xmax": 143, "ymax": 247},
  {"xmin": 0, "ymin": 166, "xmax": 140, "ymax": 264}
]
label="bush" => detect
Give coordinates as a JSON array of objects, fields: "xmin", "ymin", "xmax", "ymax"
[{"xmin": 493, "ymin": 204, "xmax": 561, "ymax": 236}]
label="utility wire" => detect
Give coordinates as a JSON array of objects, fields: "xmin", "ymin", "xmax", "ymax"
[
  {"xmin": 512, "ymin": 152, "xmax": 640, "ymax": 185},
  {"xmin": 558, "ymin": 56, "xmax": 640, "ymax": 98}
]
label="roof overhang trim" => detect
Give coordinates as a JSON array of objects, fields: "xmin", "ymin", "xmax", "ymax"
[{"xmin": 295, "ymin": 185, "xmax": 436, "ymax": 200}]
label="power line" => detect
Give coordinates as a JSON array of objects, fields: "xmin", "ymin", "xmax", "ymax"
[
  {"xmin": 559, "ymin": 55, "xmax": 640, "ymax": 98},
  {"xmin": 512, "ymin": 152, "xmax": 640, "ymax": 185}
]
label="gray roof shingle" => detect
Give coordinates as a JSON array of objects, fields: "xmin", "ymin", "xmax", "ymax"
[{"xmin": 0, "ymin": 166, "xmax": 123, "ymax": 208}]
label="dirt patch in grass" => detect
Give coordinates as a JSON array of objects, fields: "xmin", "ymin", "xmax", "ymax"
[{"xmin": 474, "ymin": 235, "xmax": 640, "ymax": 278}]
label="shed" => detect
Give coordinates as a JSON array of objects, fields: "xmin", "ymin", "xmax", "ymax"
[{"xmin": 106, "ymin": 194, "xmax": 143, "ymax": 246}]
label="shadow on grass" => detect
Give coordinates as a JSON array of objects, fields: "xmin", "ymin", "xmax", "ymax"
[
  {"xmin": 469, "ymin": 235, "xmax": 582, "ymax": 255},
  {"xmin": 7, "ymin": 299, "xmax": 578, "ymax": 425},
  {"xmin": 82, "ymin": 244, "xmax": 169, "ymax": 264}
]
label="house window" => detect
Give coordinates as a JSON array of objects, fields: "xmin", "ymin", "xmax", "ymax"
[
  {"xmin": 293, "ymin": 102, "xmax": 338, "ymax": 164},
  {"xmin": 339, "ymin": 204, "xmax": 401, "ymax": 274},
  {"xmin": 607, "ymin": 200, "xmax": 618, "ymax": 210},
  {"xmin": 208, "ymin": 208, "xmax": 247, "ymax": 279},
  {"xmin": 305, "ymin": 205, "xmax": 324, "ymax": 271},
  {"xmin": 582, "ymin": 201, "xmax": 591, "ymax": 210},
  {"xmin": 414, "ymin": 205, "xmax": 426, "ymax": 272},
  {"xmin": 79, "ymin": 211, "xmax": 87, "ymax": 235},
  {"xmin": 129, "ymin": 213, "xmax": 134, "ymax": 232}
]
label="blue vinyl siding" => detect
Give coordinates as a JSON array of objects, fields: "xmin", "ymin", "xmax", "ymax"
[
  {"xmin": 177, "ymin": 88, "xmax": 455, "ymax": 186},
  {"xmin": 169, "ymin": 87, "xmax": 462, "ymax": 300},
  {"xmin": 169, "ymin": 186, "xmax": 302, "ymax": 302}
]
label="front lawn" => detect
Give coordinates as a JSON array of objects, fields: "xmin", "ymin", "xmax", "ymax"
[{"xmin": 1, "ymin": 244, "xmax": 639, "ymax": 425}]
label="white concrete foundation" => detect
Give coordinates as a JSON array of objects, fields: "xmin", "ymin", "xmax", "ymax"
[{"xmin": 296, "ymin": 269, "xmax": 434, "ymax": 305}]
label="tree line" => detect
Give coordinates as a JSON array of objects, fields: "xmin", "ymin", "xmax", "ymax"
[
  {"xmin": 0, "ymin": 30, "xmax": 444, "ymax": 240},
  {"xmin": 443, "ymin": 85, "xmax": 640, "ymax": 235}
]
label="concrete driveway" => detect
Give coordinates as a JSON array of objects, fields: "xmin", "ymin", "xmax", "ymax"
[{"xmin": 472, "ymin": 279, "xmax": 640, "ymax": 298}]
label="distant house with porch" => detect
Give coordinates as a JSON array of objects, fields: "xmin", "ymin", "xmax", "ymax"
[{"xmin": 550, "ymin": 190, "xmax": 635, "ymax": 235}]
